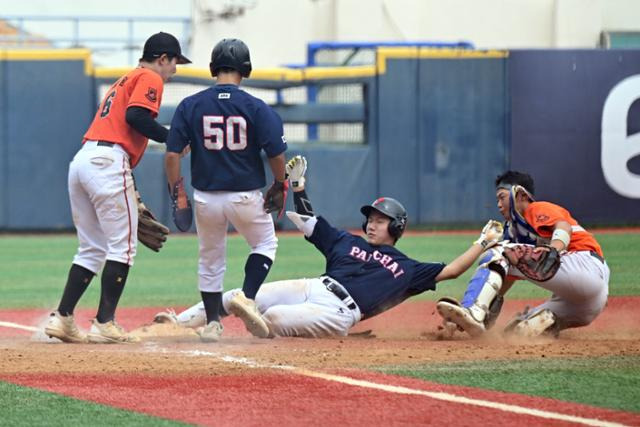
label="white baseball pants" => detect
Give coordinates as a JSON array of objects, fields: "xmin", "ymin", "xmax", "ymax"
[
  {"xmin": 510, "ymin": 251, "xmax": 609, "ymax": 328},
  {"xmin": 250, "ymin": 278, "xmax": 362, "ymax": 337},
  {"xmin": 176, "ymin": 279, "xmax": 362, "ymax": 337},
  {"xmin": 194, "ymin": 189, "xmax": 278, "ymax": 293},
  {"xmin": 68, "ymin": 141, "xmax": 137, "ymax": 274}
]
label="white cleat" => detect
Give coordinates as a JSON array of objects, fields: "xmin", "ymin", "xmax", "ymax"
[
  {"xmin": 44, "ymin": 311, "xmax": 87, "ymax": 343},
  {"xmin": 228, "ymin": 291, "xmax": 270, "ymax": 338},
  {"xmin": 199, "ymin": 321, "xmax": 224, "ymax": 343},
  {"xmin": 153, "ymin": 309, "xmax": 178, "ymax": 325},
  {"xmin": 436, "ymin": 300, "xmax": 486, "ymax": 337},
  {"xmin": 504, "ymin": 308, "xmax": 557, "ymax": 338},
  {"xmin": 87, "ymin": 319, "xmax": 140, "ymax": 344}
]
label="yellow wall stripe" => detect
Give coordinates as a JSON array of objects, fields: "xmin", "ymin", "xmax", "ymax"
[
  {"xmin": 1, "ymin": 47, "xmax": 508, "ymax": 82},
  {"xmin": 1, "ymin": 49, "xmax": 94, "ymax": 75}
]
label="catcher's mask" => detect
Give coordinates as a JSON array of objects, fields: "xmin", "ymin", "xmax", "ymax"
[
  {"xmin": 210, "ymin": 38, "xmax": 252, "ymax": 78},
  {"xmin": 360, "ymin": 197, "xmax": 408, "ymax": 241}
]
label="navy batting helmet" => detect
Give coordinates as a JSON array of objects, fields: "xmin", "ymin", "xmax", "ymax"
[
  {"xmin": 360, "ymin": 197, "xmax": 408, "ymax": 240},
  {"xmin": 210, "ymin": 38, "xmax": 252, "ymax": 78}
]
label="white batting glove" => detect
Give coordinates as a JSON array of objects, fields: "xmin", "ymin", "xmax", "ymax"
[
  {"xmin": 286, "ymin": 155, "xmax": 307, "ymax": 191},
  {"xmin": 473, "ymin": 220, "xmax": 504, "ymax": 249}
]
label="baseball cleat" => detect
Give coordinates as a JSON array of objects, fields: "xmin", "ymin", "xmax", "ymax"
[
  {"xmin": 436, "ymin": 300, "xmax": 486, "ymax": 337},
  {"xmin": 153, "ymin": 309, "xmax": 178, "ymax": 325},
  {"xmin": 504, "ymin": 308, "xmax": 557, "ymax": 338},
  {"xmin": 87, "ymin": 319, "xmax": 140, "ymax": 344},
  {"xmin": 199, "ymin": 320, "xmax": 224, "ymax": 343},
  {"xmin": 44, "ymin": 311, "xmax": 87, "ymax": 343},
  {"xmin": 228, "ymin": 291, "xmax": 270, "ymax": 338}
]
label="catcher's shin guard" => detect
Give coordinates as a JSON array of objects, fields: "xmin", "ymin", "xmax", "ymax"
[
  {"xmin": 504, "ymin": 308, "xmax": 558, "ymax": 338},
  {"xmin": 460, "ymin": 248, "xmax": 508, "ymax": 327}
]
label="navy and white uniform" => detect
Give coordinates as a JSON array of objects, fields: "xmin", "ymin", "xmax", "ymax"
[
  {"xmin": 219, "ymin": 216, "xmax": 445, "ymax": 337},
  {"xmin": 167, "ymin": 84, "xmax": 287, "ymax": 293}
]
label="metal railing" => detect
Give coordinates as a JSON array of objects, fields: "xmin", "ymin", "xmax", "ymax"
[{"xmin": 1, "ymin": 15, "xmax": 191, "ymax": 66}]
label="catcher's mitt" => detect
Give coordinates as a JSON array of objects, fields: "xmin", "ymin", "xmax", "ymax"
[
  {"xmin": 503, "ymin": 244, "xmax": 561, "ymax": 282},
  {"xmin": 138, "ymin": 205, "xmax": 169, "ymax": 252},
  {"xmin": 170, "ymin": 177, "xmax": 193, "ymax": 232}
]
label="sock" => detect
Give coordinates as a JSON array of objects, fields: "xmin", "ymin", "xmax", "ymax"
[
  {"xmin": 96, "ymin": 260, "xmax": 130, "ymax": 323},
  {"xmin": 242, "ymin": 253, "xmax": 273, "ymax": 299},
  {"xmin": 201, "ymin": 292, "xmax": 222, "ymax": 324},
  {"xmin": 57, "ymin": 264, "xmax": 95, "ymax": 316}
]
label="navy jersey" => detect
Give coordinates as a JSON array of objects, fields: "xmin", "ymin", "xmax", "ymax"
[
  {"xmin": 308, "ymin": 217, "xmax": 445, "ymax": 319},
  {"xmin": 167, "ymin": 84, "xmax": 287, "ymax": 191}
]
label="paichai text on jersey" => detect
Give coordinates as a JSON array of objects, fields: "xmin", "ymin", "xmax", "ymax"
[{"xmin": 349, "ymin": 246, "xmax": 405, "ymax": 278}]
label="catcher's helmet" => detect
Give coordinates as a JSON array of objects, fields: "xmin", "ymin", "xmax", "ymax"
[
  {"xmin": 360, "ymin": 197, "xmax": 408, "ymax": 241},
  {"xmin": 210, "ymin": 38, "xmax": 252, "ymax": 78}
]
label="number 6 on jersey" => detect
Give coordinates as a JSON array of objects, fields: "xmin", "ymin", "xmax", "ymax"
[{"xmin": 203, "ymin": 115, "xmax": 247, "ymax": 150}]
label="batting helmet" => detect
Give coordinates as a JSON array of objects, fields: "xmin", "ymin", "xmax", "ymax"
[
  {"xmin": 210, "ymin": 38, "xmax": 252, "ymax": 78},
  {"xmin": 360, "ymin": 197, "xmax": 408, "ymax": 241}
]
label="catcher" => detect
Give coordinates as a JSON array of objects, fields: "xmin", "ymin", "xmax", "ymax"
[{"xmin": 437, "ymin": 171, "xmax": 610, "ymax": 338}]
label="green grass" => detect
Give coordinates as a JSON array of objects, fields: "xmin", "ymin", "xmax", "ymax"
[
  {"xmin": 0, "ymin": 231, "xmax": 638, "ymax": 309},
  {"xmin": 0, "ymin": 381, "xmax": 188, "ymax": 426},
  {"xmin": 379, "ymin": 355, "xmax": 640, "ymax": 413}
]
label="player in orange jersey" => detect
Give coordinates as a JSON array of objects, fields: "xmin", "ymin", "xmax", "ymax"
[
  {"xmin": 44, "ymin": 32, "xmax": 191, "ymax": 344},
  {"xmin": 437, "ymin": 171, "xmax": 610, "ymax": 338}
]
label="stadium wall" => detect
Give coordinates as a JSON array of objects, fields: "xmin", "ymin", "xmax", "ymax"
[{"xmin": 0, "ymin": 48, "xmax": 638, "ymax": 230}]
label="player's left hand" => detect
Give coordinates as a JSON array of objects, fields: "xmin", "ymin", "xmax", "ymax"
[
  {"xmin": 264, "ymin": 180, "xmax": 289, "ymax": 218},
  {"xmin": 136, "ymin": 191, "xmax": 169, "ymax": 252},
  {"xmin": 473, "ymin": 220, "xmax": 504, "ymax": 249}
]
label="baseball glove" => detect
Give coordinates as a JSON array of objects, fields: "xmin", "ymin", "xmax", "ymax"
[
  {"xmin": 137, "ymin": 198, "xmax": 169, "ymax": 252},
  {"xmin": 503, "ymin": 244, "xmax": 561, "ymax": 282},
  {"xmin": 170, "ymin": 177, "xmax": 193, "ymax": 232},
  {"xmin": 263, "ymin": 179, "xmax": 289, "ymax": 218}
]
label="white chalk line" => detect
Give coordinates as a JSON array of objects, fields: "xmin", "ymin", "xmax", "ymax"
[
  {"xmin": 155, "ymin": 347, "xmax": 628, "ymax": 427},
  {"xmin": 0, "ymin": 320, "xmax": 629, "ymax": 427},
  {"xmin": 0, "ymin": 320, "xmax": 39, "ymax": 332}
]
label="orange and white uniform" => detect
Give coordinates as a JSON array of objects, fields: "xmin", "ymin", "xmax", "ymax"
[
  {"xmin": 84, "ymin": 68, "xmax": 164, "ymax": 167},
  {"xmin": 68, "ymin": 67, "xmax": 164, "ymax": 273},
  {"xmin": 509, "ymin": 201, "xmax": 610, "ymax": 329}
]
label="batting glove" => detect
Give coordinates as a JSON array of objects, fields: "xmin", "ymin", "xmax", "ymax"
[{"xmin": 285, "ymin": 155, "xmax": 307, "ymax": 192}]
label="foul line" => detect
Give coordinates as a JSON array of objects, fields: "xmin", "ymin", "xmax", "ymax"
[
  {"xmin": 0, "ymin": 320, "xmax": 39, "ymax": 332},
  {"xmin": 165, "ymin": 348, "xmax": 626, "ymax": 427}
]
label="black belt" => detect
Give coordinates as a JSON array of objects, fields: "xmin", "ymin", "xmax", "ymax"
[
  {"xmin": 97, "ymin": 141, "xmax": 115, "ymax": 147},
  {"xmin": 322, "ymin": 277, "xmax": 358, "ymax": 311},
  {"xmin": 589, "ymin": 251, "xmax": 605, "ymax": 264}
]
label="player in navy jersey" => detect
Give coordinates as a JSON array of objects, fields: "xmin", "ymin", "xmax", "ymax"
[
  {"xmin": 165, "ymin": 38, "xmax": 287, "ymax": 342},
  {"xmin": 156, "ymin": 156, "xmax": 503, "ymax": 338}
]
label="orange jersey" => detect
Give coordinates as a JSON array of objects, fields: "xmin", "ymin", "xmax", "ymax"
[
  {"xmin": 523, "ymin": 201, "xmax": 603, "ymax": 257},
  {"xmin": 83, "ymin": 68, "xmax": 164, "ymax": 167}
]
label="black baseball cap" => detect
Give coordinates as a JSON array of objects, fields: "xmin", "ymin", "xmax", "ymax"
[{"xmin": 142, "ymin": 32, "xmax": 191, "ymax": 64}]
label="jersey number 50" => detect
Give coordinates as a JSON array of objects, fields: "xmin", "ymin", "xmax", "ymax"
[{"xmin": 203, "ymin": 116, "xmax": 247, "ymax": 151}]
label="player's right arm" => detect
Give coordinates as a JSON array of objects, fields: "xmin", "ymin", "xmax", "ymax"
[{"xmin": 164, "ymin": 102, "xmax": 190, "ymax": 187}]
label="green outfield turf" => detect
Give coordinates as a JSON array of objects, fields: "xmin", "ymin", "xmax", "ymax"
[
  {"xmin": 0, "ymin": 382, "xmax": 186, "ymax": 426},
  {"xmin": 0, "ymin": 231, "xmax": 638, "ymax": 309},
  {"xmin": 380, "ymin": 355, "xmax": 640, "ymax": 413}
]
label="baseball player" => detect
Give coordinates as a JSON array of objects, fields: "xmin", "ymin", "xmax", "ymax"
[
  {"xmin": 437, "ymin": 171, "xmax": 610, "ymax": 338},
  {"xmin": 156, "ymin": 156, "xmax": 503, "ymax": 338},
  {"xmin": 165, "ymin": 38, "xmax": 287, "ymax": 343},
  {"xmin": 44, "ymin": 32, "xmax": 191, "ymax": 344}
]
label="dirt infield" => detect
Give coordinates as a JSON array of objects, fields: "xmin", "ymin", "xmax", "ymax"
[{"xmin": 1, "ymin": 297, "xmax": 639, "ymax": 425}]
